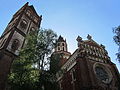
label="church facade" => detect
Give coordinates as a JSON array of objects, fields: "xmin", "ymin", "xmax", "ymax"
[
  {"xmin": 0, "ymin": 2, "xmax": 120, "ymax": 90},
  {"xmin": 0, "ymin": 2, "xmax": 42, "ymax": 90},
  {"xmin": 55, "ymin": 35, "xmax": 120, "ymax": 90}
]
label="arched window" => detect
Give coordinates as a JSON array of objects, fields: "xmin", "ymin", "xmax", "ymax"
[
  {"xmin": 70, "ymin": 69, "xmax": 76, "ymax": 82},
  {"xmin": 30, "ymin": 27, "xmax": 36, "ymax": 33},
  {"xmin": 63, "ymin": 47, "xmax": 64, "ymax": 51},
  {"xmin": 57, "ymin": 43, "xmax": 60, "ymax": 46},
  {"xmin": 11, "ymin": 39, "xmax": 20, "ymax": 51},
  {"xmin": 62, "ymin": 43, "xmax": 64, "ymax": 46},
  {"xmin": 72, "ymin": 69, "xmax": 76, "ymax": 81},
  {"xmin": 20, "ymin": 19, "xmax": 27, "ymax": 29},
  {"xmin": 58, "ymin": 47, "xmax": 60, "ymax": 51}
]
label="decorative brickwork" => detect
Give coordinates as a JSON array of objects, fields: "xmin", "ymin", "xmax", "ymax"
[{"xmin": 55, "ymin": 35, "xmax": 120, "ymax": 90}]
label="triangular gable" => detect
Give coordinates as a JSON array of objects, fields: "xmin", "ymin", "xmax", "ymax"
[{"xmin": 29, "ymin": 5, "xmax": 39, "ymax": 17}]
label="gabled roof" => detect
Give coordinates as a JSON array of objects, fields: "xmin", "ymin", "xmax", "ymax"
[{"xmin": 29, "ymin": 5, "xmax": 39, "ymax": 17}]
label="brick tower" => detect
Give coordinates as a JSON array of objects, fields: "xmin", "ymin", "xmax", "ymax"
[
  {"xmin": 54, "ymin": 35, "xmax": 71, "ymax": 67},
  {"xmin": 0, "ymin": 2, "xmax": 42, "ymax": 90}
]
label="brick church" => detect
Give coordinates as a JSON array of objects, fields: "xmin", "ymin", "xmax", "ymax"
[
  {"xmin": 54, "ymin": 35, "xmax": 120, "ymax": 90},
  {"xmin": 0, "ymin": 2, "xmax": 120, "ymax": 90}
]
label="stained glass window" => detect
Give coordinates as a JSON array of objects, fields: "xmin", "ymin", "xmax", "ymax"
[{"xmin": 95, "ymin": 66, "xmax": 109, "ymax": 81}]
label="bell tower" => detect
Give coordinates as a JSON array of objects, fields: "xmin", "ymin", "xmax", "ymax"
[
  {"xmin": 55, "ymin": 35, "xmax": 68, "ymax": 52},
  {"xmin": 0, "ymin": 2, "xmax": 42, "ymax": 90},
  {"xmin": 54, "ymin": 35, "xmax": 71, "ymax": 67}
]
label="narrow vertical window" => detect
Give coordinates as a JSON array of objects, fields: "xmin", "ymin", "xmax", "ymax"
[
  {"xmin": 58, "ymin": 47, "xmax": 60, "ymax": 51},
  {"xmin": 11, "ymin": 39, "xmax": 20, "ymax": 52},
  {"xmin": 20, "ymin": 19, "xmax": 27, "ymax": 29},
  {"xmin": 63, "ymin": 47, "xmax": 64, "ymax": 51},
  {"xmin": 62, "ymin": 43, "xmax": 64, "ymax": 46},
  {"xmin": 71, "ymin": 69, "xmax": 76, "ymax": 81},
  {"xmin": 57, "ymin": 43, "xmax": 60, "ymax": 46},
  {"xmin": 59, "ymin": 80, "xmax": 63, "ymax": 90}
]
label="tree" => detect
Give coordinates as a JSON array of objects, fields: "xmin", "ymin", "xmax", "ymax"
[
  {"xmin": 113, "ymin": 26, "xmax": 120, "ymax": 62},
  {"xmin": 48, "ymin": 53, "xmax": 62, "ymax": 90},
  {"xmin": 50, "ymin": 53, "xmax": 61, "ymax": 74},
  {"xmin": 36, "ymin": 28, "xmax": 57, "ymax": 70},
  {"xmin": 113, "ymin": 26, "xmax": 120, "ymax": 90},
  {"xmin": 8, "ymin": 28, "xmax": 59, "ymax": 90},
  {"xmin": 8, "ymin": 31, "xmax": 39, "ymax": 90},
  {"xmin": 35, "ymin": 28, "xmax": 59, "ymax": 90}
]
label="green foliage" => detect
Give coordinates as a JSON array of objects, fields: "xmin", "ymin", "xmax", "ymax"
[
  {"xmin": 36, "ymin": 28, "xmax": 57, "ymax": 70},
  {"xmin": 113, "ymin": 26, "xmax": 120, "ymax": 89},
  {"xmin": 38, "ymin": 71, "xmax": 59, "ymax": 90},
  {"xmin": 50, "ymin": 53, "xmax": 61, "ymax": 74},
  {"xmin": 8, "ymin": 28, "xmax": 59, "ymax": 90},
  {"xmin": 8, "ymin": 31, "xmax": 39, "ymax": 90},
  {"xmin": 38, "ymin": 53, "xmax": 61, "ymax": 90},
  {"xmin": 113, "ymin": 26, "xmax": 120, "ymax": 62},
  {"xmin": 35, "ymin": 28, "xmax": 59, "ymax": 90}
]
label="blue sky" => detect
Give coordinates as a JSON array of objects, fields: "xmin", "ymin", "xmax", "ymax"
[{"xmin": 0, "ymin": 0, "xmax": 120, "ymax": 71}]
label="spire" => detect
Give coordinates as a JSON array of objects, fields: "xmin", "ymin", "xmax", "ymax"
[
  {"xmin": 57, "ymin": 35, "xmax": 66, "ymax": 42},
  {"xmin": 55, "ymin": 35, "xmax": 68, "ymax": 52}
]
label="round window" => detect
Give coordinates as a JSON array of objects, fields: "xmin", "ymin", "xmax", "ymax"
[
  {"xmin": 94, "ymin": 63, "xmax": 112, "ymax": 84},
  {"xmin": 95, "ymin": 66, "xmax": 109, "ymax": 81}
]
